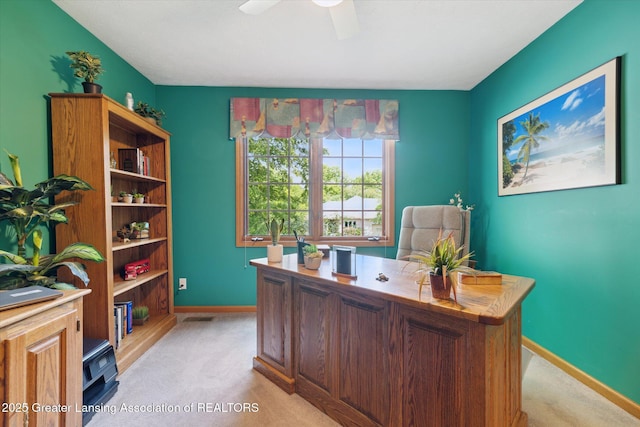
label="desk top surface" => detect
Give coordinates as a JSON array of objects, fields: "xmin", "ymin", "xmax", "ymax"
[{"xmin": 251, "ymin": 254, "xmax": 534, "ymax": 325}]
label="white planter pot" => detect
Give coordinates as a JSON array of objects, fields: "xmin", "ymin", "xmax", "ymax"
[
  {"xmin": 134, "ymin": 197, "xmax": 144, "ymax": 204},
  {"xmin": 267, "ymin": 244, "xmax": 283, "ymax": 263}
]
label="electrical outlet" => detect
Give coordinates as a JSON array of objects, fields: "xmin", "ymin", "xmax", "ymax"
[{"xmin": 179, "ymin": 278, "xmax": 187, "ymax": 290}]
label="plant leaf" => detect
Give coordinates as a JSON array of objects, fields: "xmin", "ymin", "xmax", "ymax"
[
  {"xmin": 0, "ymin": 250, "xmax": 27, "ymax": 265},
  {"xmin": 51, "ymin": 282, "xmax": 78, "ymax": 290},
  {"xmin": 0, "ymin": 263, "xmax": 36, "ymax": 275},
  {"xmin": 45, "ymin": 261, "xmax": 91, "ymax": 286},
  {"xmin": 50, "ymin": 242, "xmax": 105, "ymax": 264}
]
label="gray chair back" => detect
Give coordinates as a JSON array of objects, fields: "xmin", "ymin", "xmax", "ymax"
[{"xmin": 396, "ymin": 205, "xmax": 470, "ymax": 263}]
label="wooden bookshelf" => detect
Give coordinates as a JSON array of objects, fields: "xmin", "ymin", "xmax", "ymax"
[{"xmin": 49, "ymin": 93, "xmax": 176, "ymax": 372}]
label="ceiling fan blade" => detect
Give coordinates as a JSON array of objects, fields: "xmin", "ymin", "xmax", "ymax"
[
  {"xmin": 329, "ymin": 0, "xmax": 359, "ymax": 40},
  {"xmin": 239, "ymin": 0, "xmax": 281, "ymax": 15}
]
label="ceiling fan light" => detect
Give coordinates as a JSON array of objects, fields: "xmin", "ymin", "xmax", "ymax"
[{"xmin": 312, "ymin": 0, "xmax": 343, "ymax": 7}]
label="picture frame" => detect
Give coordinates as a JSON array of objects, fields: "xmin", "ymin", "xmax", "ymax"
[{"xmin": 498, "ymin": 57, "xmax": 620, "ymax": 196}]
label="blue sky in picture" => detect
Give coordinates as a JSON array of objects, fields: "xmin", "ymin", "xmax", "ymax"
[{"xmin": 506, "ymin": 74, "xmax": 606, "ymax": 163}]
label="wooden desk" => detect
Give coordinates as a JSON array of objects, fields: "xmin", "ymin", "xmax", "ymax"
[{"xmin": 251, "ymin": 254, "xmax": 535, "ymax": 427}]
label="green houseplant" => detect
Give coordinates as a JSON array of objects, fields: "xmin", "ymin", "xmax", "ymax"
[
  {"xmin": 132, "ymin": 305, "xmax": 149, "ymax": 325},
  {"xmin": 303, "ymin": 244, "xmax": 323, "ymax": 270},
  {"xmin": 266, "ymin": 217, "xmax": 284, "ymax": 263},
  {"xmin": 134, "ymin": 101, "xmax": 166, "ymax": 125},
  {"xmin": 0, "ymin": 151, "xmax": 104, "ymax": 290},
  {"xmin": 66, "ymin": 50, "xmax": 105, "ymax": 93},
  {"xmin": 408, "ymin": 229, "xmax": 473, "ymax": 303},
  {"xmin": 119, "ymin": 191, "xmax": 132, "ymax": 203},
  {"xmin": 133, "ymin": 192, "xmax": 145, "ymax": 204}
]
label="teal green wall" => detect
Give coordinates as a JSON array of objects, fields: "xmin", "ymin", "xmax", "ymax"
[
  {"xmin": 0, "ymin": 0, "xmax": 156, "ymax": 218},
  {"xmin": 2, "ymin": 0, "xmax": 637, "ymax": 407},
  {"xmin": 469, "ymin": 0, "xmax": 639, "ymax": 403},
  {"xmin": 157, "ymin": 86, "xmax": 470, "ymax": 306}
]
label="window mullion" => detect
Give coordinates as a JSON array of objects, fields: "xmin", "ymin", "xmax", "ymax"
[{"xmin": 309, "ymin": 137, "xmax": 323, "ymax": 240}]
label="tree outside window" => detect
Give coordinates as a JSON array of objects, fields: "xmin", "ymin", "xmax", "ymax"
[{"xmin": 236, "ymin": 136, "xmax": 394, "ymax": 247}]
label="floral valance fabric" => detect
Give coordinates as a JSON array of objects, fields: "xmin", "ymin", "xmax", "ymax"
[{"xmin": 230, "ymin": 98, "xmax": 399, "ymax": 140}]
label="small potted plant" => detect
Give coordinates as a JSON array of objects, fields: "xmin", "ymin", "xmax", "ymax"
[
  {"xmin": 119, "ymin": 191, "xmax": 132, "ymax": 203},
  {"xmin": 266, "ymin": 217, "xmax": 284, "ymax": 263},
  {"xmin": 66, "ymin": 50, "xmax": 105, "ymax": 93},
  {"xmin": 133, "ymin": 192, "xmax": 145, "ymax": 204},
  {"xmin": 134, "ymin": 101, "xmax": 166, "ymax": 125},
  {"xmin": 303, "ymin": 244, "xmax": 323, "ymax": 270},
  {"xmin": 132, "ymin": 305, "xmax": 149, "ymax": 326},
  {"xmin": 408, "ymin": 229, "xmax": 473, "ymax": 303}
]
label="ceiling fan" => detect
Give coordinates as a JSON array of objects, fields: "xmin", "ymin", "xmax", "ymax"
[{"xmin": 239, "ymin": 0, "xmax": 360, "ymax": 40}]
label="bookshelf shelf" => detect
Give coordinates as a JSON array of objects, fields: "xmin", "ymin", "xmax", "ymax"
[
  {"xmin": 112, "ymin": 237, "xmax": 167, "ymax": 252},
  {"xmin": 110, "ymin": 168, "xmax": 166, "ymax": 183},
  {"xmin": 111, "ymin": 202, "xmax": 167, "ymax": 208},
  {"xmin": 113, "ymin": 269, "xmax": 169, "ymax": 297},
  {"xmin": 50, "ymin": 93, "xmax": 175, "ymax": 373}
]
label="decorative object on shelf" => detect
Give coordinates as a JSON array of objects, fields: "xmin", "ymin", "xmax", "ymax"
[
  {"xmin": 266, "ymin": 217, "xmax": 284, "ymax": 263},
  {"xmin": 122, "ymin": 258, "xmax": 150, "ymax": 281},
  {"xmin": 117, "ymin": 227, "xmax": 132, "ymax": 243},
  {"xmin": 407, "ymin": 229, "xmax": 473, "ymax": 303},
  {"xmin": 129, "ymin": 221, "xmax": 149, "ymax": 239},
  {"xmin": 133, "ymin": 192, "xmax": 145, "ymax": 204},
  {"xmin": 66, "ymin": 50, "xmax": 105, "ymax": 93},
  {"xmin": 0, "ymin": 151, "xmax": 104, "ymax": 290},
  {"xmin": 132, "ymin": 305, "xmax": 149, "ymax": 326},
  {"xmin": 134, "ymin": 101, "xmax": 166, "ymax": 125},
  {"xmin": 125, "ymin": 92, "xmax": 134, "ymax": 110},
  {"xmin": 118, "ymin": 191, "xmax": 133, "ymax": 203},
  {"xmin": 303, "ymin": 244, "xmax": 323, "ymax": 270},
  {"xmin": 331, "ymin": 245, "xmax": 357, "ymax": 279},
  {"xmin": 110, "ymin": 151, "xmax": 117, "ymax": 169},
  {"xmin": 118, "ymin": 147, "xmax": 150, "ymax": 176}
]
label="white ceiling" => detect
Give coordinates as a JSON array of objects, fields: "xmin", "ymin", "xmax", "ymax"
[{"xmin": 52, "ymin": 0, "xmax": 582, "ymax": 90}]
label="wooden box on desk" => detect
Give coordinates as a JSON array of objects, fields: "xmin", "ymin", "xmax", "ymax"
[{"xmin": 458, "ymin": 270, "xmax": 503, "ymax": 285}]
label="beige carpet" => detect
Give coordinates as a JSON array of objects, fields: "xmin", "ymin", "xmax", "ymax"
[{"xmin": 86, "ymin": 313, "xmax": 639, "ymax": 427}]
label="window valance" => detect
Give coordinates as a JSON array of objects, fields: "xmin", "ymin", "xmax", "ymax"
[{"xmin": 230, "ymin": 98, "xmax": 399, "ymax": 140}]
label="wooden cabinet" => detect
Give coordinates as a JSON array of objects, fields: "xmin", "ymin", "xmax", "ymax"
[
  {"xmin": 251, "ymin": 254, "xmax": 535, "ymax": 427},
  {"xmin": 49, "ymin": 93, "xmax": 176, "ymax": 372},
  {"xmin": 1, "ymin": 290, "xmax": 89, "ymax": 427}
]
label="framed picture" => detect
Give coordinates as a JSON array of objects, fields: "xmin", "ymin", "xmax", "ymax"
[{"xmin": 498, "ymin": 57, "xmax": 620, "ymax": 196}]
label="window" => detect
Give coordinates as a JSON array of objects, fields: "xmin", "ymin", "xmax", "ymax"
[{"xmin": 236, "ymin": 136, "xmax": 395, "ymax": 247}]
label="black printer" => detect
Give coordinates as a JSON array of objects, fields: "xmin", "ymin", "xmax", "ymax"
[{"xmin": 82, "ymin": 337, "xmax": 119, "ymax": 425}]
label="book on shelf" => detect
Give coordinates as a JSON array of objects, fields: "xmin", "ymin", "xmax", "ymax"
[
  {"xmin": 114, "ymin": 306, "xmax": 122, "ymax": 349},
  {"xmin": 115, "ymin": 300, "xmax": 133, "ymax": 334}
]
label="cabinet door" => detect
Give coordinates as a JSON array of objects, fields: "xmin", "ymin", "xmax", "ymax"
[
  {"xmin": 256, "ymin": 270, "xmax": 293, "ymax": 378},
  {"xmin": 3, "ymin": 305, "xmax": 81, "ymax": 427}
]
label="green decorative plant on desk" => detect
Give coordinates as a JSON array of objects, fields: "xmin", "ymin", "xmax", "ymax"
[
  {"xmin": 266, "ymin": 217, "xmax": 284, "ymax": 263},
  {"xmin": 303, "ymin": 244, "xmax": 323, "ymax": 270},
  {"xmin": 408, "ymin": 229, "xmax": 472, "ymax": 303},
  {"xmin": 0, "ymin": 151, "xmax": 104, "ymax": 290}
]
